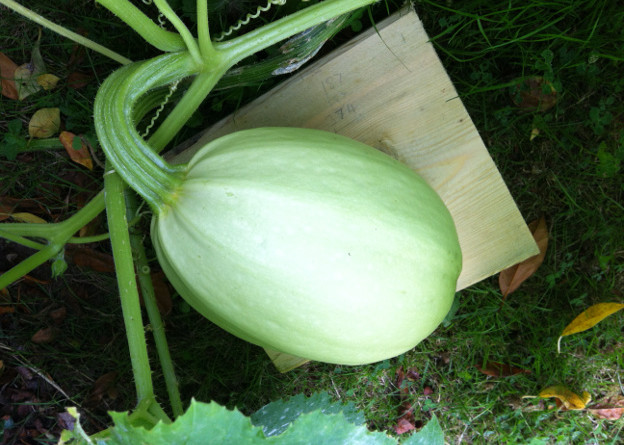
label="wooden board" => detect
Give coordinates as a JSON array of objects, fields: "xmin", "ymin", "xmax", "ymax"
[{"xmin": 170, "ymin": 7, "xmax": 539, "ymax": 372}]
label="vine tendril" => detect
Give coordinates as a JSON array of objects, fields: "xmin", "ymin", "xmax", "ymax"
[{"xmin": 215, "ymin": 0, "xmax": 288, "ymax": 42}]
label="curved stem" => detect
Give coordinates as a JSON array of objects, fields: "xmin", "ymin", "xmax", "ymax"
[
  {"xmin": 0, "ymin": 0, "xmax": 132, "ymax": 65},
  {"xmin": 104, "ymin": 167, "xmax": 154, "ymax": 404},
  {"xmin": 95, "ymin": 54, "xmax": 198, "ymax": 211}
]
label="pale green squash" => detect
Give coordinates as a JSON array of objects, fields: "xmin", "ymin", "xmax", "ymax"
[{"xmin": 152, "ymin": 127, "xmax": 461, "ymax": 365}]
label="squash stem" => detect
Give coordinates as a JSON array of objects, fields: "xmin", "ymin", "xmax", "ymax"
[
  {"xmin": 126, "ymin": 191, "xmax": 184, "ymax": 418},
  {"xmin": 94, "ymin": 53, "xmax": 198, "ymax": 212},
  {"xmin": 104, "ymin": 167, "xmax": 155, "ymax": 404}
]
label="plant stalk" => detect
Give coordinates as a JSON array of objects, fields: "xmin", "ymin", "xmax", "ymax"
[
  {"xmin": 103, "ymin": 168, "xmax": 154, "ymax": 404},
  {"xmin": 126, "ymin": 191, "xmax": 184, "ymax": 417}
]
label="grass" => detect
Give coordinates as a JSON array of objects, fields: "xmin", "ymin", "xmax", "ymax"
[{"xmin": 1, "ymin": 0, "xmax": 623, "ymax": 443}]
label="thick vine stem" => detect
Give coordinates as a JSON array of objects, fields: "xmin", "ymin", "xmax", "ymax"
[
  {"xmin": 94, "ymin": 53, "xmax": 198, "ymax": 212},
  {"xmin": 103, "ymin": 166, "xmax": 156, "ymax": 406}
]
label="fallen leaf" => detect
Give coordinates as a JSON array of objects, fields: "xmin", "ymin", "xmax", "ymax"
[
  {"xmin": 59, "ymin": 131, "xmax": 93, "ymax": 170},
  {"xmin": 557, "ymin": 302, "xmax": 624, "ymax": 353},
  {"xmin": 15, "ymin": 29, "xmax": 47, "ymax": 100},
  {"xmin": 150, "ymin": 270, "xmax": 172, "ymax": 315},
  {"xmin": 589, "ymin": 396, "xmax": 624, "ymax": 420},
  {"xmin": 49, "ymin": 307, "xmax": 67, "ymax": 325},
  {"xmin": 14, "ymin": 63, "xmax": 43, "ymax": 99},
  {"xmin": 0, "ymin": 306, "xmax": 16, "ymax": 315},
  {"xmin": 476, "ymin": 361, "xmax": 531, "ymax": 377},
  {"xmin": 0, "ymin": 51, "xmax": 19, "ymax": 99},
  {"xmin": 31, "ymin": 327, "xmax": 57, "ymax": 344},
  {"xmin": 499, "ymin": 217, "xmax": 548, "ymax": 299},
  {"xmin": 36, "ymin": 73, "xmax": 60, "ymax": 90},
  {"xmin": 67, "ymin": 247, "xmax": 115, "ymax": 273},
  {"xmin": 67, "ymin": 71, "xmax": 92, "ymax": 89},
  {"xmin": 530, "ymin": 127, "xmax": 540, "ymax": 141},
  {"xmin": 512, "ymin": 76, "xmax": 557, "ymax": 112},
  {"xmin": 67, "ymin": 29, "xmax": 89, "ymax": 69},
  {"xmin": 87, "ymin": 371, "xmax": 118, "ymax": 406},
  {"xmin": 394, "ymin": 416, "xmax": 416, "ymax": 435},
  {"xmin": 0, "ymin": 201, "xmax": 13, "ymax": 222},
  {"xmin": 28, "ymin": 108, "xmax": 61, "ymax": 138},
  {"xmin": 538, "ymin": 385, "xmax": 591, "ymax": 410},
  {"xmin": 10, "ymin": 212, "xmax": 47, "ymax": 224}
]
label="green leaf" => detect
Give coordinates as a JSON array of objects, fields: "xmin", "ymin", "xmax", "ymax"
[
  {"xmin": 109, "ymin": 400, "xmax": 265, "ymax": 444},
  {"xmin": 59, "ymin": 397, "xmax": 446, "ymax": 444},
  {"xmin": 251, "ymin": 391, "xmax": 365, "ymax": 437},
  {"xmin": 401, "ymin": 415, "xmax": 445, "ymax": 445},
  {"xmin": 276, "ymin": 410, "xmax": 395, "ymax": 444}
]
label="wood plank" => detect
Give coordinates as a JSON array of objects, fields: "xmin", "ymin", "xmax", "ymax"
[{"xmin": 170, "ymin": 7, "xmax": 539, "ymax": 372}]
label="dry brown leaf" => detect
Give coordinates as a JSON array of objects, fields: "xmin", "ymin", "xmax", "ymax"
[
  {"xmin": 49, "ymin": 307, "xmax": 67, "ymax": 325},
  {"xmin": 28, "ymin": 108, "xmax": 61, "ymax": 138},
  {"xmin": 150, "ymin": 271, "xmax": 172, "ymax": 315},
  {"xmin": 476, "ymin": 361, "xmax": 531, "ymax": 377},
  {"xmin": 67, "ymin": 71, "xmax": 92, "ymax": 89},
  {"xmin": 538, "ymin": 385, "xmax": 591, "ymax": 410},
  {"xmin": 394, "ymin": 416, "xmax": 416, "ymax": 435},
  {"xmin": 31, "ymin": 327, "xmax": 57, "ymax": 344},
  {"xmin": 0, "ymin": 51, "xmax": 19, "ymax": 100},
  {"xmin": 557, "ymin": 302, "xmax": 624, "ymax": 353},
  {"xmin": 513, "ymin": 76, "xmax": 557, "ymax": 112},
  {"xmin": 589, "ymin": 396, "xmax": 624, "ymax": 420},
  {"xmin": 68, "ymin": 247, "xmax": 115, "ymax": 273},
  {"xmin": 59, "ymin": 131, "xmax": 93, "ymax": 170},
  {"xmin": 0, "ymin": 306, "xmax": 16, "ymax": 315},
  {"xmin": 87, "ymin": 371, "xmax": 119, "ymax": 407},
  {"xmin": 499, "ymin": 216, "xmax": 548, "ymax": 298},
  {"xmin": 0, "ymin": 201, "xmax": 13, "ymax": 222}
]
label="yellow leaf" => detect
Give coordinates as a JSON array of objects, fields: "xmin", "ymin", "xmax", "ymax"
[
  {"xmin": 37, "ymin": 73, "xmax": 61, "ymax": 90},
  {"xmin": 557, "ymin": 302, "xmax": 624, "ymax": 352},
  {"xmin": 29, "ymin": 108, "xmax": 61, "ymax": 138},
  {"xmin": 10, "ymin": 212, "xmax": 46, "ymax": 224},
  {"xmin": 59, "ymin": 131, "xmax": 93, "ymax": 170},
  {"xmin": 538, "ymin": 385, "xmax": 591, "ymax": 410}
]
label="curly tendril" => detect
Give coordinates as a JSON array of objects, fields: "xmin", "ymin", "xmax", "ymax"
[{"xmin": 215, "ymin": 0, "xmax": 288, "ymax": 42}]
